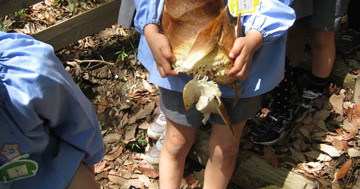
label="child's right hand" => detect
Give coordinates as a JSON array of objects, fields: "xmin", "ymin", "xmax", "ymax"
[{"xmin": 144, "ymin": 24, "xmax": 177, "ymax": 78}]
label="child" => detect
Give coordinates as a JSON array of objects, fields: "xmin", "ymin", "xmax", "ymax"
[
  {"xmin": 336, "ymin": 0, "xmax": 360, "ymax": 55},
  {"xmin": 134, "ymin": 0, "xmax": 295, "ymax": 188},
  {"xmin": 0, "ymin": 31, "xmax": 104, "ymax": 189},
  {"xmin": 250, "ymin": 0, "xmax": 350, "ymax": 145}
]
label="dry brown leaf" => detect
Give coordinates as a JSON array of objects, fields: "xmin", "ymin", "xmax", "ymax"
[
  {"xmin": 136, "ymin": 97, "xmax": 151, "ymax": 105},
  {"xmin": 263, "ymin": 146, "xmax": 278, "ymax": 168},
  {"xmin": 349, "ymin": 104, "xmax": 360, "ymax": 126},
  {"xmin": 319, "ymin": 144, "xmax": 342, "ymax": 157},
  {"xmin": 94, "ymin": 160, "xmax": 107, "ymax": 174},
  {"xmin": 332, "ymin": 179, "xmax": 342, "ymax": 189},
  {"xmin": 317, "ymin": 177, "xmax": 331, "ymax": 188},
  {"xmin": 97, "ymin": 97, "xmax": 108, "ymax": 113},
  {"xmin": 333, "ymin": 138, "xmax": 345, "ymax": 151},
  {"xmin": 108, "ymin": 146, "xmax": 124, "ymax": 160},
  {"xmin": 108, "ymin": 175, "xmax": 126, "ymax": 185},
  {"xmin": 138, "ymin": 121, "xmax": 149, "ymax": 130},
  {"xmin": 335, "ymin": 158, "xmax": 352, "ymax": 180},
  {"xmin": 290, "ymin": 147, "xmax": 306, "ymax": 162},
  {"xmin": 342, "ymin": 119, "xmax": 357, "ymax": 133},
  {"xmin": 329, "ymin": 94, "xmax": 344, "ymax": 115},
  {"xmin": 313, "ymin": 110, "xmax": 331, "ymax": 122},
  {"xmin": 184, "ymin": 173, "xmax": 197, "ymax": 186},
  {"xmin": 347, "ymin": 148, "xmax": 360, "ymax": 158},
  {"xmin": 299, "ymin": 127, "xmax": 311, "ymax": 140},
  {"xmin": 138, "ymin": 175, "xmax": 151, "ymax": 188},
  {"xmin": 138, "ymin": 162, "xmax": 159, "ymax": 179},
  {"xmin": 335, "ymin": 128, "xmax": 343, "ymax": 135},
  {"xmin": 303, "ymin": 171, "xmax": 315, "ymax": 179},
  {"xmin": 142, "ymin": 79, "xmax": 154, "ymax": 92},
  {"xmin": 103, "ymin": 133, "xmax": 122, "ymax": 144},
  {"xmin": 124, "ymin": 124, "xmax": 137, "ymax": 142},
  {"xmin": 344, "ymin": 129, "xmax": 358, "ymax": 141},
  {"xmin": 135, "ymin": 102, "xmax": 155, "ymax": 120}
]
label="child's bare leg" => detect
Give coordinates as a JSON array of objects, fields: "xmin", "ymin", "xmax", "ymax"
[
  {"xmin": 310, "ymin": 29, "xmax": 335, "ymax": 78},
  {"xmin": 286, "ymin": 22, "xmax": 308, "ymax": 67},
  {"xmin": 67, "ymin": 162, "xmax": 98, "ymax": 189},
  {"xmin": 159, "ymin": 118, "xmax": 196, "ymax": 189},
  {"xmin": 203, "ymin": 121, "xmax": 246, "ymax": 189}
]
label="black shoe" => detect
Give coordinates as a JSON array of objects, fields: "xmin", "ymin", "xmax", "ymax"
[{"xmin": 249, "ymin": 112, "xmax": 293, "ymax": 145}]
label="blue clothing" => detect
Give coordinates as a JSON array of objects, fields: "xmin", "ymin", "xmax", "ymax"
[
  {"xmin": 0, "ymin": 32, "xmax": 104, "ymax": 189},
  {"xmin": 134, "ymin": 0, "xmax": 296, "ymax": 98}
]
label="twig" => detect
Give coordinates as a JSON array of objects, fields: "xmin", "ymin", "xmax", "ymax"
[{"xmin": 73, "ymin": 59, "xmax": 115, "ymax": 66}]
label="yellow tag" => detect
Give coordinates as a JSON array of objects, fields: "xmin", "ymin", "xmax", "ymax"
[{"xmin": 228, "ymin": 0, "xmax": 260, "ymax": 17}]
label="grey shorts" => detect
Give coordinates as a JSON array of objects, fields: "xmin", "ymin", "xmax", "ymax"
[
  {"xmin": 291, "ymin": 0, "xmax": 349, "ymax": 31},
  {"xmin": 159, "ymin": 87, "xmax": 261, "ymax": 128}
]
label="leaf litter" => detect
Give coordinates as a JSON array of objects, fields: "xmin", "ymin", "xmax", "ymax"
[{"xmin": 2, "ymin": 1, "xmax": 360, "ymax": 188}]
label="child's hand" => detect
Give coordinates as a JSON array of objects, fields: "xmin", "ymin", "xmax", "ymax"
[
  {"xmin": 227, "ymin": 30, "xmax": 263, "ymax": 80},
  {"xmin": 144, "ymin": 24, "xmax": 177, "ymax": 78}
]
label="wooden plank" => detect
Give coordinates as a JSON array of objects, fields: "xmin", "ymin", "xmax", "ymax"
[
  {"xmin": 117, "ymin": 0, "xmax": 135, "ymax": 28},
  {"xmin": 0, "ymin": 0, "xmax": 42, "ymax": 17},
  {"xmin": 31, "ymin": 0, "xmax": 121, "ymax": 51},
  {"xmin": 189, "ymin": 130, "xmax": 317, "ymax": 189}
]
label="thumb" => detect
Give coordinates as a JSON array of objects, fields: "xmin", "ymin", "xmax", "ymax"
[{"xmin": 161, "ymin": 46, "xmax": 176, "ymax": 63}]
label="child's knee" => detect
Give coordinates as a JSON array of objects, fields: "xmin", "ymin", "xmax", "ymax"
[
  {"xmin": 163, "ymin": 135, "xmax": 194, "ymax": 156},
  {"xmin": 211, "ymin": 141, "xmax": 238, "ymax": 159},
  {"xmin": 311, "ymin": 30, "xmax": 335, "ymax": 47}
]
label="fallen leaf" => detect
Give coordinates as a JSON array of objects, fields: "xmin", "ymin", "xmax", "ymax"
[
  {"xmin": 97, "ymin": 97, "xmax": 108, "ymax": 113},
  {"xmin": 104, "ymin": 146, "xmax": 124, "ymax": 161},
  {"xmin": 316, "ymin": 153, "xmax": 332, "ymax": 162},
  {"xmin": 290, "ymin": 147, "xmax": 306, "ymax": 162},
  {"xmin": 138, "ymin": 161, "xmax": 159, "ymax": 179},
  {"xmin": 184, "ymin": 173, "xmax": 197, "ymax": 186},
  {"xmin": 138, "ymin": 175, "xmax": 151, "ymax": 187},
  {"xmin": 142, "ymin": 79, "xmax": 155, "ymax": 92},
  {"xmin": 347, "ymin": 148, "xmax": 360, "ymax": 158},
  {"xmin": 319, "ymin": 144, "xmax": 342, "ymax": 157},
  {"xmin": 316, "ymin": 120, "xmax": 328, "ymax": 131},
  {"xmin": 135, "ymin": 102, "xmax": 155, "ymax": 120},
  {"xmin": 125, "ymin": 124, "xmax": 137, "ymax": 141},
  {"xmin": 103, "ymin": 133, "xmax": 122, "ymax": 144},
  {"xmin": 299, "ymin": 127, "xmax": 311, "ymax": 140},
  {"xmin": 313, "ymin": 110, "xmax": 331, "ymax": 121},
  {"xmin": 94, "ymin": 160, "xmax": 107, "ymax": 174},
  {"xmin": 333, "ymin": 138, "xmax": 345, "ymax": 151},
  {"xmin": 332, "ymin": 179, "xmax": 342, "ymax": 189},
  {"xmin": 342, "ymin": 119, "xmax": 359, "ymax": 134},
  {"xmin": 138, "ymin": 121, "xmax": 149, "ymax": 130},
  {"xmin": 335, "ymin": 159, "xmax": 352, "ymax": 180},
  {"xmin": 108, "ymin": 175, "xmax": 126, "ymax": 185},
  {"xmin": 317, "ymin": 177, "xmax": 331, "ymax": 188},
  {"xmin": 329, "ymin": 94, "xmax": 344, "ymax": 115},
  {"xmin": 303, "ymin": 114, "xmax": 313, "ymax": 125}
]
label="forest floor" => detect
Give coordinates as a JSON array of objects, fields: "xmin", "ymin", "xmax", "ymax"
[{"xmin": 1, "ymin": 1, "xmax": 360, "ymax": 188}]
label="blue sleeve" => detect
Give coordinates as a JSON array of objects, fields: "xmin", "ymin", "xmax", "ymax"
[
  {"xmin": 134, "ymin": 0, "xmax": 164, "ymax": 34},
  {"xmin": 0, "ymin": 32, "xmax": 104, "ymax": 165},
  {"xmin": 242, "ymin": 0, "xmax": 295, "ymax": 43}
]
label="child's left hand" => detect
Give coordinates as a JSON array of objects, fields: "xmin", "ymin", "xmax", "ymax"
[{"xmin": 227, "ymin": 30, "xmax": 263, "ymax": 80}]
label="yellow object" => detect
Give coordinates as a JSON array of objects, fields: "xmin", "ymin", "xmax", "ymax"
[{"xmin": 228, "ymin": 0, "xmax": 260, "ymax": 17}]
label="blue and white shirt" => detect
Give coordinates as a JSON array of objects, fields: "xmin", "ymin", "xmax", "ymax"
[
  {"xmin": 0, "ymin": 32, "xmax": 104, "ymax": 189},
  {"xmin": 134, "ymin": 0, "xmax": 296, "ymax": 98}
]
